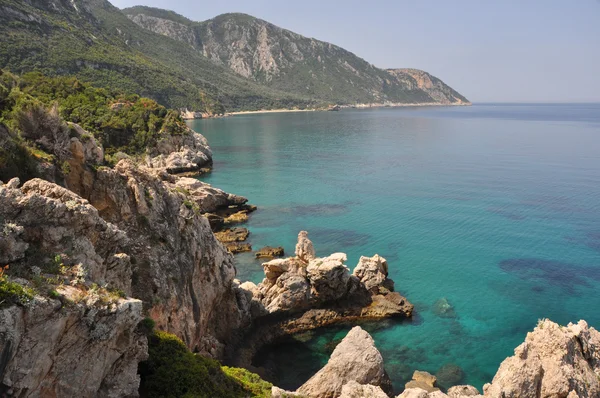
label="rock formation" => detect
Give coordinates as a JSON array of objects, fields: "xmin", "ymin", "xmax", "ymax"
[
  {"xmin": 0, "ymin": 121, "xmax": 254, "ymax": 394},
  {"xmin": 230, "ymin": 232, "xmax": 413, "ymax": 372},
  {"xmin": 144, "ymin": 122, "xmax": 212, "ymax": 174},
  {"xmin": 0, "ymin": 178, "xmax": 147, "ymax": 396},
  {"xmin": 482, "ymin": 319, "xmax": 600, "ymax": 398},
  {"xmin": 297, "ymin": 326, "xmax": 393, "ymax": 398},
  {"xmin": 256, "ymin": 246, "xmax": 285, "ymax": 259},
  {"xmin": 405, "ymin": 371, "xmax": 440, "ymax": 393},
  {"xmin": 339, "ymin": 382, "xmax": 389, "ymax": 398},
  {"xmin": 245, "ymin": 232, "xmax": 413, "ymax": 319}
]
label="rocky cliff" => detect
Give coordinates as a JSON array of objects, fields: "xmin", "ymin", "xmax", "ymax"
[
  {"xmin": 123, "ymin": 8, "xmax": 470, "ymax": 106},
  {"xmin": 0, "ymin": 103, "xmax": 253, "ymax": 394}
]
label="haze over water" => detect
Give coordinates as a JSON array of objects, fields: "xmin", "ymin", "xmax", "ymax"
[{"xmin": 190, "ymin": 104, "xmax": 600, "ymax": 392}]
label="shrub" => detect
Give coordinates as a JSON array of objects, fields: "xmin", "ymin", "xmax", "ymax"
[
  {"xmin": 139, "ymin": 331, "xmax": 272, "ymax": 398},
  {"xmin": 0, "ymin": 266, "xmax": 35, "ymax": 308}
]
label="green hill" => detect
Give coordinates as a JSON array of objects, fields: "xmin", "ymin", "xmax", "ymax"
[
  {"xmin": 124, "ymin": 7, "xmax": 470, "ymax": 105},
  {"xmin": 0, "ymin": 0, "xmax": 317, "ymax": 113}
]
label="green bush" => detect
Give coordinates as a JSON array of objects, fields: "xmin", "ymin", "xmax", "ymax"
[
  {"xmin": 139, "ymin": 330, "xmax": 272, "ymax": 398},
  {"xmin": 0, "ymin": 266, "xmax": 35, "ymax": 308}
]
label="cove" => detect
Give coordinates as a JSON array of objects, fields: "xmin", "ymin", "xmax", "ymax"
[{"xmin": 190, "ymin": 104, "xmax": 600, "ymax": 391}]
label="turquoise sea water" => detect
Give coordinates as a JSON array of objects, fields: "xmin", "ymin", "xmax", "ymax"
[{"xmin": 190, "ymin": 104, "xmax": 600, "ymax": 392}]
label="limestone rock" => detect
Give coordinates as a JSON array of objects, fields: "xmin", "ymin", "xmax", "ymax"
[
  {"xmin": 297, "ymin": 326, "xmax": 392, "ymax": 398},
  {"xmin": 295, "ymin": 230, "xmax": 316, "ymax": 262},
  {"xmin": 271, "ymin": 386, "xmax": 306, "ymax": 397},
  {"xmin": 483, "ymin": 319, "xmax": 600, "ymax": 398},
  {"xmin": 339, "ymin": 381, "xmax": 389, "ymax": 398},
  {"xmin": 447, "ymin": 385, "xmax": 480, "ymax": 397},
  {"xmin": 397, "ymin": 389, "xmax": 436, "ymax": 398},
  {"xmin": 215, "ymin": 227, "xmax": 250, "ymax": 243},
  {"xmin": 172, "ymin": 177, "xmax": 248, "ymax": 213},
  {"xmin": 0, "ymin": 222, "xmax": 29, "ymax": 263},
  {"xmin": 226, "ymin": 242, "xmax": 252, "ymax": 254},
  {"xmin": 353, "ymin": 254, "xmax": 390, "ymax": 292},
  {"xmin": 0, "ymin": 296, "xmax": 147, "ymax": 397},
  {"xmin": 145, "ymin": 128, "xmax": 213, "ymax": 174},
  {"xmin": 1, "ymin": 178, "xmax": 132, "ymax": 294},
  {"xmin": 307, "ymin": 253, "xmax": 350, "ymax": 302},
  {"xmin": 405, "ymin": 371, "xmax": 440, "ymax": 393},
  {"xmin": 256, "ymin": 246, "xmax": 285, "ymax": 259}
]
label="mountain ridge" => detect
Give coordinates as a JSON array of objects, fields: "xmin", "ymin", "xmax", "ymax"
[
  {"xmin": 124, "ymin": 6, "xmax": 470, "ymax": 106},
  {"xmin": 0, "ymin": 0, "xmax": 318, "ymax": 113}
]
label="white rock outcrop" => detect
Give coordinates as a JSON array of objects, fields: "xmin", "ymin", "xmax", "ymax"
[
  {"xmin": 297, "ymin": 326, "xmax": 392, "ymax": 398},
  {"xmin": 483, "ymin": 319, "xmax": 600, "ymax": 398}
]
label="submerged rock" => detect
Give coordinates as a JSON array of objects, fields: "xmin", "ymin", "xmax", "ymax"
[
  {"xmin": 297, "ymin": 326, "xmax": 393, "ymax": 398},
  {"xmin": 435, "ymin": 364, "xmax": 465, "ymax": 390},
  {"xmin": 432, "ymin": 298, "xmax": 456, "ymax": 318}
]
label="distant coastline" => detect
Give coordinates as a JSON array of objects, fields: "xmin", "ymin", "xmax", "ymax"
[{"xmin": 212, "ymin": 101, "xmax": 472, "ymax": 118}]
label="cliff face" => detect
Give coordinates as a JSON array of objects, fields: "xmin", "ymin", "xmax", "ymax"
[
  {"xmin": 0, "ymin": 112, "xmax": 251, "ymax": 394},
  {"xmin": 0, "ymin": 178, "xmax": 147, "ymax": 397},
  {"xmin": 123, "ymin": 8, "xmax": 470, "ymax": 105}
]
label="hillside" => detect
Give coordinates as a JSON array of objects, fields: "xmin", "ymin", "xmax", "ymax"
[
  {"xmin": 0, "ymin": 0, "xmax": 317, "ymax": 113},
  {"xmin": 124, "ymin": 7, "xmax": 470, "ymax": 105}
]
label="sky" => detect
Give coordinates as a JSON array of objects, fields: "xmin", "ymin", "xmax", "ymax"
[{"xmin": 110, "ymin": 0, "xmax": 600, "ymax": 103}]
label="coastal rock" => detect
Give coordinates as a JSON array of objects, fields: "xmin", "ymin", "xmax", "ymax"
[
  {"xmin": 396, "ymin": 389, "xmax": 448, "ymax": 398},
  {"xmin": 339, "ymin": 381, "xmax": 389, "ymax": 398},
  {"xmin": 483, "ymin": 319, "xmax": 600, "ymax": 398},
  {"xmin": 215, "ymin": 227, "xmax": 250, "ymax": 243},
  {"xmin": 0, "ymin": 181, "xmax": 146, "ymax": 396},
  {"xmin": 295, "ymin": 230, "xmax": 316, "ymax": 263},
  {"xmin": 447, "ymin": 385, "xmax": 480, "ymax": 397},
  {"xmin": 405, "ymin": 371, "xmax": 440, "ymax": 393},
  {"xmin": 172, "ymin": 177, "xmax": 248, "ymax": 213},
  {"xmin": 0, "ymin": 296, "xmax": 147, "ymax": 398},
  {"xmin": 232, "ymin": 233, "xmax": 413, "ymax": 368},
  {"xmin": 34, "ymin": 158, "xmax": 252, "ymax": 357},
  {"xmin": 256, "ymin": 246, "xmax": 285, "ymax": 259},
  {"xmin": 226, "ymin": 242, "xmax": 252, "ymax": 254},
  {"xmin": 271, "ymin": 386, "xmax": 306, "ymax": 397},
  {"xmin": 145, "ymin": 128, "xmax": 213, "ymax": 174},
  {"xmin": 297, "ymin": 326, "xmax": 393, "ymax": 398},
  {"xmin": 224, "ymin": 210, "xmax": 249, "ymax": 224},
  {"xmin": 0, "ymin": 222, "xmax": 28, "ymax": 263},
  {"xmin": 353, "ymin": 254, "xmax": 393, "ymax": 293},
  {"xmin": 306, "ymin": 253, "xmax": 351, "ymax": 302},
  {"xmin": 1, "ymin": 178, "xmax": 132, "ymax": 294}
]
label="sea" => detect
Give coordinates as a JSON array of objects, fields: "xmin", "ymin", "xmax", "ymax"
[{"xmin": 189, "ymin": 103, "xmax": 600, "ymax": 392}]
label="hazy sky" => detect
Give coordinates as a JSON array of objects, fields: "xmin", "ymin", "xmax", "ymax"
[{"xmin": 111, "ymin": 0, "xmax": 600, "ymax": 103}]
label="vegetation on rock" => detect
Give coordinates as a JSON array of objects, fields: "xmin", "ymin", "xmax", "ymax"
[
  {"xmin": 0, "ymin": 266, "xmax": 34, "ymax": 308},
  {"xmin": 139, "ymin": 330, "xmax": 272, "ymax": 398}
]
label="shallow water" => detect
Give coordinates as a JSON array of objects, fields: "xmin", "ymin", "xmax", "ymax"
[{"xmin": 190, "ymin": 104, "xmax": 600, "ymax": 392}]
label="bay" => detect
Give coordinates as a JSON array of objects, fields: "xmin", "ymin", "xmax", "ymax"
[{"xmin": 190, "ymin": 104, "xmax": 600, "ymax": 392}]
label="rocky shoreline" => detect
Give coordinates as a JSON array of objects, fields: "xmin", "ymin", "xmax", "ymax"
[{"xmin": 1, "ymin": 118, "xmax": 599, "ymax": 398}]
